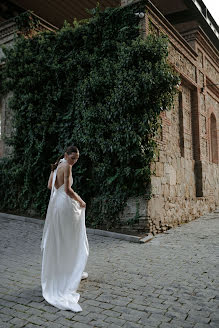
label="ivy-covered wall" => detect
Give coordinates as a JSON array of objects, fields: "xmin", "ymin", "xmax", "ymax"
[{"xmin": 0, "ymin": 1, "xmax": 179, "ymax": 229}]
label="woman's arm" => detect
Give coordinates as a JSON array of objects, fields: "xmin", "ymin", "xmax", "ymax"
[
  {"xmin": 47, "ymin": 171, "xmax": 54, "ymax": 190},
  {"xmin": 64, "ymin": 165, "xmax": 86, "ymax": 208}
]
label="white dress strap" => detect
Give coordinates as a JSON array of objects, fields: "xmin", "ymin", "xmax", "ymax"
[
  {"xmin": 50, "ymin": 167, "xmax": 58, "ymax": 199},
  {"xmin": 50, "ymin": 158, "xmax": 67, "ymax": 198}
]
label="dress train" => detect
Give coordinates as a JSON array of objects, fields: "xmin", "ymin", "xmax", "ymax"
[{"xmin": 41, "ymin": 159, "xmax": 89, "ymax": 311}]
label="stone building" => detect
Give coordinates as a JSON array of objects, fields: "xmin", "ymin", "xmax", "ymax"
[
  {"xmin": 121, "ymin": 0, "xmax": 219, "ymax": 234},
  {"xmin": 0, "ymin": 0, "xmax": 218, "ymax": 234}
]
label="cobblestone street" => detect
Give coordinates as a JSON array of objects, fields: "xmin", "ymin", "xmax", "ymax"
[{"xmin": 0, "ymin": 209, "xmax": 218, "ymax": 328}]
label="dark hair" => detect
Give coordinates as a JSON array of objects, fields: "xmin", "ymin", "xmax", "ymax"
[
  {"xmin": 65, "ymin": 145, "xmax": 79, "ymax": 155},
  {"xmin": 51, "ymin": 145, "xmax": 79, "ymax": 171}
]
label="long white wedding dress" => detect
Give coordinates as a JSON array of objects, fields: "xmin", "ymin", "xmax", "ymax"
[{"xmin": 41, "ymin": 158, "xmax": 89, "ymax": 312}]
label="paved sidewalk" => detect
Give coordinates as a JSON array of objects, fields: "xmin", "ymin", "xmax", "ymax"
[{"xmin": 0, "ymin": 209, "xmax": 218, "ymax": 328}]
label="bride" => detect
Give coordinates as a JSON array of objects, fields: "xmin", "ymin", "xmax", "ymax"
[{"xmin": 41, "ymin": 145, "xmax": 89, "ymax": 312}]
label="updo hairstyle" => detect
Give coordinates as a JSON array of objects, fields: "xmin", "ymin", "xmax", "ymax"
[{"xmin": 51, "ymin": 145, "xmax": 79, "ymax": 171}]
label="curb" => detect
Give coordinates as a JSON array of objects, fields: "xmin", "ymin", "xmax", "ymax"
[
  {"xmin": 0, "ymin": 212, "xmax": 153, "ymax": 244},
  {"xmin": 87, "ymin": 228, "xmax": 153, "ymax": 243},
  {"xmin": 0, "ymin": 212, "xmax": 45, "ymax": 225}
]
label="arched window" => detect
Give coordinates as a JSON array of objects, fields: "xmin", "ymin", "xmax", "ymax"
[{"xmin": 210, "ymin": 113, "xmax": 218, "ymax": 164}]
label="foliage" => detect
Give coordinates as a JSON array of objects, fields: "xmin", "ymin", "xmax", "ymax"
[
  {"xmin": 15, "ymin": 11, "xmax": 40, "ymax": 35},
  {"xmin": 0, "ymin": 0, "xmax": 179, "ymax": 228}
]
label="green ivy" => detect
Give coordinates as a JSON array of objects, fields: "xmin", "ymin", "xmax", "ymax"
[
  {"xmin": 0, "ymin": 1, "xmax": 180, "ymax": 229},
  {"xmin": 15, "ymin": 11, "xmax": 40, "ymax": 35}
]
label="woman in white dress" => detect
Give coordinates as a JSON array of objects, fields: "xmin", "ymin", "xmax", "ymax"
[{"xmin": 41, "ymin": 145, "xmax": 89, "ymax": 312}]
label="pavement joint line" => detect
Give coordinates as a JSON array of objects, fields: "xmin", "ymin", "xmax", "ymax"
[{"xmin": 0, "ymin": 212, "xmax": 152, "ymax": 243}]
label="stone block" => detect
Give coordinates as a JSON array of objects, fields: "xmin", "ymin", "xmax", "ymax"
[
  {"xmin": 181, "ymin": 157, "xmax": 185, "ymax": 169},
  {"xmin": 170, "ymin": 170, "xmax": 176, "ymax": 185},
  {"xmin": 176, "ymin": 157, "xmax": 181, "ymax": 169},
  {"xmin": 161, "ymin": 177, "xmax": 168, "ymax": 185},
  {"xmin": 119, "ymin": 196, "xmax": 148, "ymax": 232},
  {"xmin": 176, "ymin": 170, "xmax": 182, "ymax": 184},
  {"xmin": 164, "ymin": 164, "xmax": 176, "ymax": 185},
  {"xmin": 151, "ymin": 177, "xmax": 162, "ymax": 195},
  {"xmin": 171, "ymin": 157, "xmax": 177, "ymax": 168},
  {"xmin": 159, "ymin": 151, "xmax": 166, "ymax": 163},
  {"xmin": 155, "ymin": 162, "xmax": 164, "ymax": 177},
  {"xmin": 147, "ymin": 197, "xmax": 164, "ymax": 221},
  {"xmin": 163, "ymin": 184, "xmax": 170, "ymax": 200}
]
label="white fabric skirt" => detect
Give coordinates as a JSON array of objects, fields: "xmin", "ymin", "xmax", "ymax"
[{"xmin": 41, "ymin": 184, "xmax": 89, "ymax": 312}]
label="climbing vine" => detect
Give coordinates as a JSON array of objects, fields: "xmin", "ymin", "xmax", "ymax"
[
  {"xmin": 15, "ymin": 10, "xmax": 40, "ymax": 35},
  {"xmin": 0, "ymin": 1, "xmax": 179, "ymax": 228}
]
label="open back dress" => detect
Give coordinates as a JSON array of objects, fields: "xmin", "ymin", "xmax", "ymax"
[{"xmin": 41, "ymin": 158, "xmax": 89, "ymax": 312}]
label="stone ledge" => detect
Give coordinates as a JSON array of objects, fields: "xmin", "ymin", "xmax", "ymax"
[
  {"xmin": 0, "ymin": 212, "xmax": 152, "ymax": 244},
  {"xmin": 139, "ymin": 234, "xmax": 154, "ymax": 243}
]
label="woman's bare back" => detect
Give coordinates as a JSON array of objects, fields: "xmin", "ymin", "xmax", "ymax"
[{"xmin": 55, "ymin": 163, "xmax": 71, "ymax": 189}]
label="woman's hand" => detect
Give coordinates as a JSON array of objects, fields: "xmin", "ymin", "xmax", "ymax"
[{"xmin": 79, "ymin": 200, "xmax": 86, "ymax": 208}]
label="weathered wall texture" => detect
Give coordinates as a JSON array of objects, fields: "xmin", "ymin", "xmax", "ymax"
[
  {"xmin": 120, "ymin": 0, "xmax": 219, "ymax": 235},
  {"xmin": 0, "ymin": 20, "xmax": 15, "ymax": 157},
  {"xmin": 0, "ymin": 93, "xmax": 13, "ymax": 157}
]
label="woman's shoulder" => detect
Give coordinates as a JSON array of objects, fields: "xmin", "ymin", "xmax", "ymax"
[
  {"xmin": 61, "ymin": 162, "xmax": 71, "ymax": 173},
  {"xmin": 57, "ymin": 162, "xmax": 70, "ymax": 171}
]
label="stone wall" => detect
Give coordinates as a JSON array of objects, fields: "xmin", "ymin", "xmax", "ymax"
[
  {"xmin": 147, "ymin": 91, "xmax": 218, "ymax": 234},
  {"xmin": 0, "ymin": 99, "xmax": 2, "ymax": 157},
  {"xmin": 0, "ymin": 93, "xmax": 13, "ymax": 157},
  {"xmin": 0, "ymin": 21, "xmax": 15, "ymax": 158},
  {"xmin": 119, "ymin": 196, "xmax": 149, "ymax": 234},
  {"xmin": 120, "ymin": 0, "xmax": 219, "ymax": 235},
  {"xmin": 145, "ymin": 3, "xmax": 219, "ymax": 234}
]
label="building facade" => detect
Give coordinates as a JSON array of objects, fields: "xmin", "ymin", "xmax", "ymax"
[
  {"xmin": 120, "ymin": 0, "xmax": 219, "ymax": 234},
  {"xmin": 0, "ymin": 0, "xmax": 218, "ymax": 234}
]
